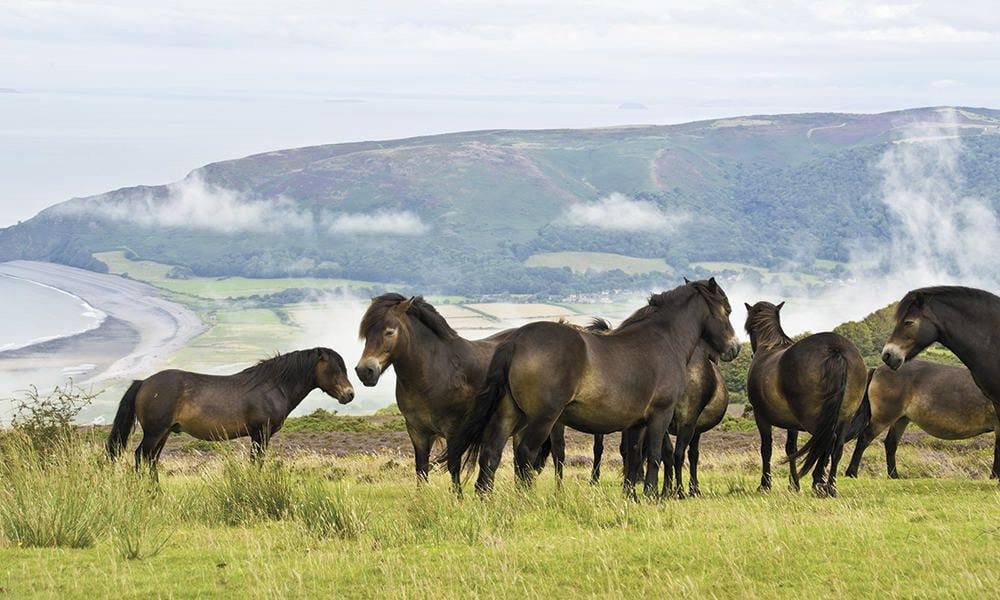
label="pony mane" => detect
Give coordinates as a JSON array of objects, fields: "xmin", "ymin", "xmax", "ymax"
[
  {"xmin": 555, "ymin": 316, "xmax": 613, "ymax": 334},
  {"xmin": 744, "ymin": 303, "xmax": 793, "ymax": 350},
  {"xmin": 360, "ymin": 293, "xmax": 458, "ymax": 340},
  {"xmin": 615, "ymin": 285, "xmax": 697, "ymax": 333},
  {"xmin": 241, "ymin": 348, "xmax": 329, "ymax": 390},
  {"xmin": 895, "ymin": 286, "xmax": 1000, "ymax": 320}
]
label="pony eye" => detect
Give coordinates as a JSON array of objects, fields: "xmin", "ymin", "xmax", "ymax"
[
  {"xmin": 903, "ymin": 320, "xmax": 915, "ymax": 327},
  {"xmin": 385, "ymin": 329, "xmax": 396, "ymax": 337}
]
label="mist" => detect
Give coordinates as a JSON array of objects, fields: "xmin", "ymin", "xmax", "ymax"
[
  {"xmin": 562, "ymin": 192, "xmax": 687, "ymax": 232},
  {"xmin": 726, "ymin": 108, "xmax": 1000, "ymax": 337}
]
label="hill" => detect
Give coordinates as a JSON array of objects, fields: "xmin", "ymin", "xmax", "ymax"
[{"xmin": 3, "ymin": 107, "xmax": 1000, "ymax": 295}]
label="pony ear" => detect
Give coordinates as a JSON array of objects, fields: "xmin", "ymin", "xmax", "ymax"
[
  {"xmin": 399, "ymin": 296, "xmax": 416, "ymax": 313},
  {"xmin": 913, "ymin": 293, "xmax": 924, "ymax": 308},
  {"xmin": 744, "ymin": 302, "xmax": 752, "ymax": 311},
  {"xmin": 776, "ymin": 301, "xmax": 785, "ymax": 311},
  {"xmin": 683, "ymin": 277, "xmax": 691, "ymax": 284},
  {"xmin": 707, "ymin": 277, "xmax": 718, "ymax": 292}
]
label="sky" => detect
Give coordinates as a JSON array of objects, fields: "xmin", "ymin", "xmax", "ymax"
[{"xmin": 1, "ymin": 0, "xmax": 1000, "ymax": 225}]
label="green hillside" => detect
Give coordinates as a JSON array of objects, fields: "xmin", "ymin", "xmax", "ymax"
[{"xmin": 3, "ymin": 107, "xmax": 1000, "ymax": 295}]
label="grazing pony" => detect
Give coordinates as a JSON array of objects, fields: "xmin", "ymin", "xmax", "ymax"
[
  {"xmin": 744, "ymin": 301, "xmax": 866, "ymax": 497},
  {"xmin": 106, "ymin": 348, "xmax": 354, "ymax": 471},
  {"xmin": 449, "ymin": 278, "xmax": 740, "ymax": 498},
  {"xmin": 845, "ymin": 360, "xmax": 998, "ymax": 479}
]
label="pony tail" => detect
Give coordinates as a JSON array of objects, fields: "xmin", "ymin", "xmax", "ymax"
[
  {"xmin": 107, "ymin": 380, "xmax": 142, "ymax": 459},
  {"xmin": 844, "ymin": 368, "xmax": 876, "ymax": 441},
  {"xmin": 440, "ymin": 337, "xmax": 518, "ymax": 476},
  {"xmin": 789, "ymin": 348, "xmax": 849, "ymax": 478}
]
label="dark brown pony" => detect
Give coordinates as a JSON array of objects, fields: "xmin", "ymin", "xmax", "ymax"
[
  {"xmin": 881, "ymin": 285, "xmax": 1000, "ymax": 480},
  {"xmin": 594, "ymin": 342, "xmax": 729, "ymax": 497},
  {"xmin": 106, "ymin": 348, "xmax": 354, "ymax": 471},
  {"xmin": 356, "ymin": 294, "xmax": 570, "ymax": 490},
  {"xmin": 449, "ymin": 278, "xmax": 741, "ymax": 498},
  {"xmin": 845, "ymin": 360, "xmax": 999, "ymax": 478},
  {"xmin": 744, "ymin": 301, "xmax": 866, "ymax": 497}
]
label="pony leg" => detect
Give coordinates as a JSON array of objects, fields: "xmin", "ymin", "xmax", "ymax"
[
  {"xmin": 642, "ymin": 412, "xmax": 671, "ymax": 499},
  {"xmin": 590, "ymin": 434, "xmax": 604, "ymax": 485},
  {"xmin": 885, "ymin": 418, "xmax": 909, "ymax": 479},
  {"xmin": 405, "ymin": 424, "xmax": 433, "ymax": 483},
  {"xmin": 672, "ymin": 424, "xmax": 697, "ymax": 499},
  {"xmin": 810, "ymin": 440, "xmax": 832, "ymax": 497},
  {"xmin": 845, "ymin": 425, "xmax": 878, "ymax": 478},
  {"xmin": 249, "ymin": 426, "xmax": 272, "ymax": 465},
  {"xmin": 991, "ymin": 428, "xmax": 1000, "ymax": 480},
  {"xmin": 513, "ymin": 414, "xmax": 561, "ymax": 489},
  {"xmin": 134, "ymin": 429, "xmax": 170, "ymax": 481},
  {"xmin": 825, "ymin": 423, "xmax": 848, "ymax": 498},
  {"xmin": 687, "ymin": 431, "xmax": 702, "ymax": 497},
  {"xmin": 549, "ymin": 425, "xmax": 566, "ymax": 487},
  {"xmin": 785, "ymin": 430, "xmax": 800, "ymax": 492},
  {"xmin": 660, "ymin": 431, "xmax": 674, "ymax": 497},
  {"xmin": 754, "ymin": 413, "xmax": 773, "ymax": 492},
  {"xmin": 474, "ymin": 395, "xmax": 521, "ymax": 495},
  {"xmin": 621, "ymin": 426, "xmax": 644, "ymax": 502}
]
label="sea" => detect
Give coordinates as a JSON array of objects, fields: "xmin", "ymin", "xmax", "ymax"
[{"xmin": 0, "ymin": 275, "xmax": 105, "ymax": 353}]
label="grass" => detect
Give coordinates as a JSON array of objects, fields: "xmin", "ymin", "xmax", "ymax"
[
  {"xmin": 0, "ymin": 431, "xmax": 997, "ymax": 597},
  {"xmin": 282, "ymin": 409, "xmax": 407, "ymax": 433}
]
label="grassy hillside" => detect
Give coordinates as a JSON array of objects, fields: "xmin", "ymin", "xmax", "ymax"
[{"xmin": 3, "ymin": 107, "xmax": 1000, "ymax": 295}]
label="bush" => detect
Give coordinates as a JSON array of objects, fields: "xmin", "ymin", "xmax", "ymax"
[{"xmin": 7, "ymin": 381, "xmax": 97, "ymax": 455}]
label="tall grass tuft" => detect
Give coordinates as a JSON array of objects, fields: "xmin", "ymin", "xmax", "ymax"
[
  {"xmin": 0, "ymin": 432, "xmax": 169, "ymax": 555},
  {"xmin": 206, "ymin": 454, "xmax": 298, "ymax": 525},
  {"xmin": 296, "ymin": 481, "xmax": 368, "ymax": 539}
]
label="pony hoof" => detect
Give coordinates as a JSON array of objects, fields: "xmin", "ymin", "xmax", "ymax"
[
  {"xmin": 826, "ymin": 484, "xmax": 838, "ymax": 498},
  {"xmin": 888, "ymin": 472, "xmax": 901, "ymax": 480},
  {"xmin": 844, "ymin": 470, "xmax": 858, "ymax": 479},
  {"xmin": 812, "ymin": 484, "xmax": 829, "ymax": 498},
  {"xmin": 688, "ymin": 486, "xmax": 702, "ymax": 497},
  {"xmin": 757, "ymin": 485, "xmax": 771, "ymax": 493},
  {"xmin": 675, "ymin": 487, "xmax": 687, "ymax": 500}
]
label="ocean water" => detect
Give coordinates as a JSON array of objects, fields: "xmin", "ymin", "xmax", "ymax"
[{"xmin": 0, "ymin": 275, "xmax": 105, "ymax": 352}]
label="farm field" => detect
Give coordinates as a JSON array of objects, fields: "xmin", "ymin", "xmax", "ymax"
[
  {"xmin": 1, "ymin": 423, "xmax": 997, "ymax": 598},
  {"xmin": 524, "ymin": 251, "xmax": 674, "ymax": 275}
]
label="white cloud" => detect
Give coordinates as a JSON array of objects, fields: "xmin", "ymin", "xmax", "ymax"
[
  {"xmin": 562, "ymin": 193, "xmax": 686, "ymax": 232},
  {"xmin": 60, "ymin": 174, "xmax": 312, "ymax": 234},
  {"xmin": 58, "ymin": 173, "xmax": 430, "ymax": 236},
  {"xmin": 325, "ymin": 211, "xmax": 429, "ymax": 235}
]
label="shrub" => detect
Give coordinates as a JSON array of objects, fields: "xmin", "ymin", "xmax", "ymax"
[{"xmin": 7, "ymin": 381, "xmax": 98, "ymax": 455}]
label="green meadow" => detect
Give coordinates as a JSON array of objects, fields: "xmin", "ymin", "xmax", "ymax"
[{"xmin": 0, "ymin": 430, "xmax": 996, "ymax": 598}]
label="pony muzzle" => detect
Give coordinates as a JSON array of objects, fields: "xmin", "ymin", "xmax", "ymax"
[
  {"xmin": 722, "ymin": 338, "xmax": 741, "ymax": 362},
  {"xmin": 881, "ymin": 344, "xmax": 905, "ymax": 370},
  {"xmin": 355, "ymin": 358, "xmax": 383, "ymax": 387},
  {"xmin": 337, "ymin": 387, "xmax": 356, "ymax": 404}
]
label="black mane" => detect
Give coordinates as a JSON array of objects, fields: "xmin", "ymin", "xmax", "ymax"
[
  {"xmin": 615, "ymin": 284, "xmax": 698, "ymax": 333},
  {"xmin": 744, "ymin": 302, "xmax": 793, "ymax": 350},
  {"xmin": 241, "ymin": 347, "xmax": 332, "ymax": 389},
  {"xmin": 896, "ymin": 286, "xmax": 1000, "ymax": 320},
  {"xmin": 360, "ymin": 293, "xmax": 458, "ymax": 340}
]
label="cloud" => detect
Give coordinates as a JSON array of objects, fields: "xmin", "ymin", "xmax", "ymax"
[
  {"xmin": 58, "ymin": 174, "xmax": 430, "ymax": 236},
  {"xmin": 325, "ymin": 211, "xmax": 429, "ymax": 235},
  {"xmin": 562, "ymin": 193, "xmax": 687, "ymax": 232}
]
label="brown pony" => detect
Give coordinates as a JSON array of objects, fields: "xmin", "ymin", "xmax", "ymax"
[
  {"xmin": 881, "ymin": 285, "xmax": 1000, "ymax": 481},
  {"xmin": 845, "ymin": 360, "xmax": 999, "ymax": 479},
  {"xmin": 356, "ymin": 294, "xmax": 572, "ymax": 490},
  {"xmin": 449, "ymin": 278, "xmax": 740, "ymax": 498},
  {"xmin": 595, "ymin": 342, "xmax": 729, "ymax": 497},
  {"xmin": 744, "ymin": 301, "xmax": 866, "ymax": 497},
  {"xmin": 106, "ymin": 348, "xmax": 354, "ymax": 471}
]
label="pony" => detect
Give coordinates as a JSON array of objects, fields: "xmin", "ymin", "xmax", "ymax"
[
  {"xmin": 106, "ymin": 347, "xmax": 354, "ymax": 471},
  {"xmin": 744, "ymin": 301, "xmax": 866, "ymax": 497}
]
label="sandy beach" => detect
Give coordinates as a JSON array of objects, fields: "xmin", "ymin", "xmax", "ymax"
[{"xmin": 0, "ymin": 261, "xmax": 204, "ymax": 406}]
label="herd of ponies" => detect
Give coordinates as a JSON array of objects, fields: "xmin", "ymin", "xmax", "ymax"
[{"xmin": 106, "ymin": 278, "xmax": 1000, "ymax": 499}]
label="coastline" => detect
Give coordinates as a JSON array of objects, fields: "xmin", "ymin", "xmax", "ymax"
[
  {"xmin": 0, "ymin": 273, "xmax": 107, "ymax": 353},
  {"xmin": 0, "ymin": 260, "xmax": 205, "ymax": 399}
]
